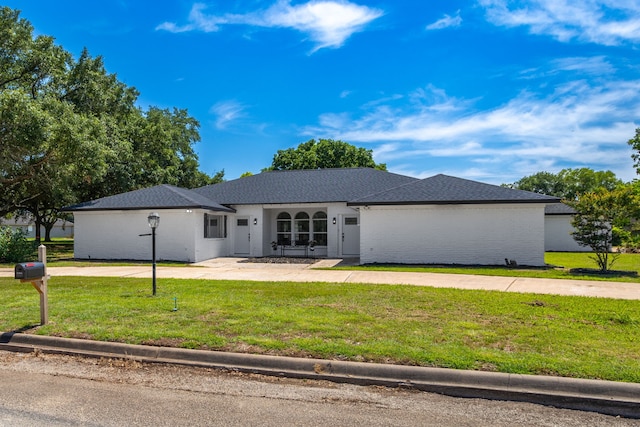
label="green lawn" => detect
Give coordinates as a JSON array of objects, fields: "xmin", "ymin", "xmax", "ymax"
[
  {"xmin": 546, "ymin": 251, "xmax": 640, "ymax": 272},
  {"xmin": 2, "ymin": 276, "xmax": 639, "ymax": 383},
  {"xmin": 328, "ymin": 252, "xmax": 640, "ymax": 283},
  {"xmin": 36, "ymin": 238, "xmax": 74, "ymax": 262},
  {"xmin": 0, "ymin": 239, "xmax": 191, "ymax": 267}
]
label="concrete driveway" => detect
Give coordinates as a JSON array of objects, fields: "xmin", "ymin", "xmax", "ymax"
[{"xmin": 1, "ymin": 257, "xmax": 638, "ymax": 300}]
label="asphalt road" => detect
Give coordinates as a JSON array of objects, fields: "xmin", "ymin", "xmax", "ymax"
[{"xmin": 0, "ymin": 351, "xmax": 637, "ymax": 427}]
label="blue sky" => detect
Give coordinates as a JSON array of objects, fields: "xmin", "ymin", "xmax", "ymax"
[{"xmin": 7, "ymin": 1, "xmax": 640, "ymax": 184}]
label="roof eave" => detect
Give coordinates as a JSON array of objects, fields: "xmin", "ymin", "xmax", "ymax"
[
  {"xmin": 348, "ymin": 199, "xmax": 560, "ymax": 207},
  {"xmin": 63, "ymin": 205, "xmax": 236, "ymax": 213}
]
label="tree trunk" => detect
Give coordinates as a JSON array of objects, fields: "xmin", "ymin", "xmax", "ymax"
[
  {"xmin": 34, "ymin": 214, "xmax": 41, "ymax": 244},
  {"xmin": 44, "ymin": 221, "xmax": 54, "ymax": 242}
]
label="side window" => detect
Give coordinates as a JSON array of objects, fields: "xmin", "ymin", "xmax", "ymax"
[{"xmin": 204, "ymin": 214, "xmax": 226, "ymax": 238}]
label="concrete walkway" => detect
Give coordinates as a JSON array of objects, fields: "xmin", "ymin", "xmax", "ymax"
[{"xmin": 1, "ymin": 257, "xmax": 638, "ymax": 299}]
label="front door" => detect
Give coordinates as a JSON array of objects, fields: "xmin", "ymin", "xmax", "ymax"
[
  {"xmin": 341, "ymin": 215, "xmax": 360, "ymax": 256},
  {"xmin": 234, "ymin": 217, "xmax": 250, "ymax": 255}
]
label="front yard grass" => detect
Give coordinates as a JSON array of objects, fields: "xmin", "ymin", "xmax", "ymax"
[
  {"xmin": 0, "ymin": 238, "xmax": 192, "ymax": 268},
  {"xmin": 2, "ymin": 276, "xmax": 639, "ymax": 383},
  {"xmin": 327, "ymin": 252, "xmax": 640, "ymax": 283}
]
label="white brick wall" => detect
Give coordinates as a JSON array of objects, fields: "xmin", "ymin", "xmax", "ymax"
[
  {"xmin": 359, "ymin": 204, "xmax": 546, "ymax": 266},
  {"xmin": 544, "ymin": 215, "xmax": 589, "ymax": 252},
  {"xmin": 74, "ymin": 209, "xmax": 228, "ymax": 263}
]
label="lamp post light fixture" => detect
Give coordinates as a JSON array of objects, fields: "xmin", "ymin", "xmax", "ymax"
[{"xmin": 147, "ymin": 212, "xmax": 160, "ymax": 296}]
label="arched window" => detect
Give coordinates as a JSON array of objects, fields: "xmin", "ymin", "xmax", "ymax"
[
  {"xmin": 312, "ymin": 211, "xmax": 327, "ymax": 246},
  {"xmin": 276, "ymin": 212, "xmax": 291, "ymax": 245},
  {"xmin": 294, "ymin": 212, "xmax": 309, "ymax": 245}
]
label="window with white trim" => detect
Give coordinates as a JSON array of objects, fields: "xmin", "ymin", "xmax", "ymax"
[
  {"xmin": 204, "ymin": 214, "xmax": 226, "ymax": 238},
  {"xmin": 276, "ymin": 210, "xmax": 328, "ymax": 246}
]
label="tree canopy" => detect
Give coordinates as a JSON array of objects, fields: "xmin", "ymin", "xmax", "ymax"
[
  {"xmin": 504, "ymin": 168, "xmax": 621, "ymax": 200},
  {"xmin": 266, "ymin": 139, "xmax": 386, "ymax": 171},
  {"xmin": 628, "ymin": 128, "xmax": 640, "ymax": 175},
  {"xmin": 0, "ymin": 7, "xmax": 221, "ymax": 240}
]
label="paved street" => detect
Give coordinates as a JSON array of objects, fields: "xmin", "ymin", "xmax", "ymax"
[{"xmin": 1, "ymin": 351, "xmax": 637, "ymax": 427}]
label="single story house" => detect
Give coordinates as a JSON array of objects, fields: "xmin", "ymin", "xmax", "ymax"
[
  {"xmin": 1, "ymin": 216, "xmax": 74, "ymax": 239},
  {"xmin": 65, "ymin": 168, "xmax": 561, "ymax": 266},
  {"xmin": 544, "ymin": 203, "xmax": 590, "ymax": 252}
]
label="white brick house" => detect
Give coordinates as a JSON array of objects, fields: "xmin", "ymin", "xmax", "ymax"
[
  {"xmin": 65, "ymin": 169, "xmax": 560, "ymax": 265},
  {"xmin": 544, "ymin": 203, "xmax": 590, "ymax": 252}
]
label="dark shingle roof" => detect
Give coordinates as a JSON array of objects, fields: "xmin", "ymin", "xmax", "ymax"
[
  {"xmin": 192, "ymin": 168, "xmax": 418, "ymax": 204},
  {"xmin": 65, "ymin": 170, "xmax": 561, "ymax": 211},
  {"xmin": 348, "ymin": 174, "xmax": 560, "ymax": 206},
  {"xmin": 545, "ymin": 203, "xmax": 576, "ymax": 215},
  {"xmin": 64, "ymin": 184, "xmax": 235, "ymax": 212}
]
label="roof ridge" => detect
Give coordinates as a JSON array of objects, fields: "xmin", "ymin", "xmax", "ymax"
[
  {"xmin": 351, "ymin": 174, "xmax": 424, "ymax": 202},
  {"xmin": 163, "ymin": 184, "xmax": 217, "ymax": 206},
  {"xmin": 264, "ymin": 167, "xmax": 373, "ymax": 173}
]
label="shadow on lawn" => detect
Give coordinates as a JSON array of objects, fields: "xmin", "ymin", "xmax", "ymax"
[{"xmin": 568, "ymin": 268, "xmax": 638, "ymax": 278}]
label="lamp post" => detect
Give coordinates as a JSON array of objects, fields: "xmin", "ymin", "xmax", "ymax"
[{"xmin": 147, "ymin": 212, "xmax": 160, "ymax": 296}]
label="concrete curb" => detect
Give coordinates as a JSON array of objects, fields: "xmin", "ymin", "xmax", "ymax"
[{"xmin": 1, "ymin": 333, "xmax": 639, "ymax": 418}]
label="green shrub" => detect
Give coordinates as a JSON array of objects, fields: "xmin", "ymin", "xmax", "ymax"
[
  {"xmin": 0, "ymin": 226, "xmax": 36, "ymax": 263},
  {"xmin": 614, "ymin": 226, "xmax": 640, "ymax": 253}
]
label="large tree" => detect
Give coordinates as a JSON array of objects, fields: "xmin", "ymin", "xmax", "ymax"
[
  {"xmin": 267, "ymin": 139, "xmax": 386, "ymax": 171},
  {"xmin": 505, "ymin": 168, "xmax": 621, "ymax": 200},
  {"xmin": 0, "ymin": 7, "xmax": 70, "ymax": 215},
  {"xmin": 0, "ymin": 7, "xmax": 221, "ymax": 240},
  {"xmin": 6, "ymin": 95, "xmax": 109, "ymax": 240}
]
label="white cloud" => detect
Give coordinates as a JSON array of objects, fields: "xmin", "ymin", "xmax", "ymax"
[
  {"xmin": 156, "ymin": 3, "xmax": 227, "ymax": 33},
  {"xmin": 426, "ymin": 10, "xmax": 462, "ymax": 30},
  {"xmin": 157, "ymin": 1, "xmax": 383, "ymax": 52},
  {"xmin": 210, "ymin": 100, "xmax": 247, "ymax": 129},
  {"xmin": 519, "ymin": 56, "xmax": 616, "ymax": 79},
  {"xmin": 478, "ymin": 0, "xmax": 640, "ymax": 45},
  {"xmin": 304, "ymin": 80, "xmax": 640, "ymax": 182}
]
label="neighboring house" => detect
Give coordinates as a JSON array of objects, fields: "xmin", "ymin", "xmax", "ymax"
[
  {"xmin": 65, "ymin": 168, "xmax": 560, "ymax": 265},
  {"xmin": 544, "ymin": 203, "xmax": 590, "ymax": 252},
  {"xmin": 0, "ymin": 216, "xmax": 74, "ymax": 239}
]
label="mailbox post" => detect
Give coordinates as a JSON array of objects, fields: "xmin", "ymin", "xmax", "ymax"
[{"xmin": 14, "ymin": 245, "xmax": 49, "ymax": 325}]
